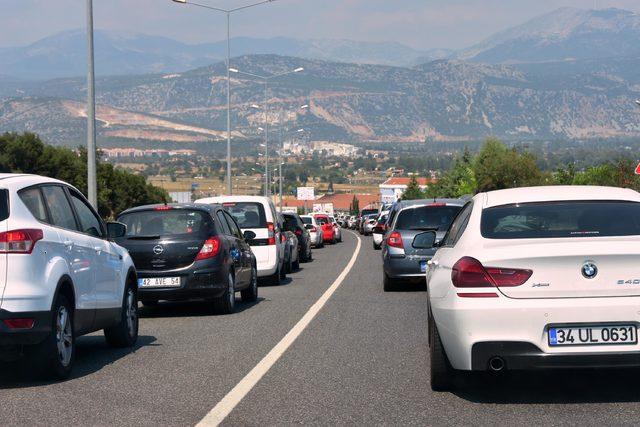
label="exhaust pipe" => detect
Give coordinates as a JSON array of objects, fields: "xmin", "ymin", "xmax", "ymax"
[{"xmin": 488, "ymin": 356, "xmax": 505, "ymax": 372}]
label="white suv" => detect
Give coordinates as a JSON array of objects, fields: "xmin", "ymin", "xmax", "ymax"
[
  {"xmin": 0, "ymin": 174, "xmax": 138, "ymax": 378},
  {"xmin": 196, "ymin": 196, "xmax": 286, "ymax": 285}
]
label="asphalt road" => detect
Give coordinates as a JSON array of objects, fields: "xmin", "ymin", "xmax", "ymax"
[{"xmin": 2, "ymin": 231, "xmax": 640, "ymax": 426}]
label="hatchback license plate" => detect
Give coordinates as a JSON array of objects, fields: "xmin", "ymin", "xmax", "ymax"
[
  {"xmin": 548, "ymin": 325, "xmax": 637, "ymax": 346},
  {"xmin": 138, "ymin": 277, "xmax": 181, "ymax": 288}
]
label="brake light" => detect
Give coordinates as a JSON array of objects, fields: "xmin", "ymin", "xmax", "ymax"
[
  {"xmin": 295, "ymin": 229, "xmax": 302, "ymax": 236},
  {"xmin": 195, "ymin": 236, "xmax": 221, "ymax": 260},
  {"xmin": 267, "ymin": 222, "xmax": 276, "ymax": 245},
  {"xmin": 387, "ymin": 231, "xmax": 403, "ymax": 248},
  {"xmin": 451, "ymin": 257, "xmax": 532, "ymax": 288},
  {"xmin": 0, "ymin": 229, "xmax": 43, "ymax": 254},
  {"xmin": 154, "ymin": 205, "xmax": 172, "ymax": 211},
  {"xmin": 3, "ymin": 318, "xmax": 35, "ymax": 329},
  {"xmin": 310, "ymin": 226, "xmax": 317, "ymax": 232},
  {"xmin": 280, "ymin": 233, "xmax": 286, "ymax": 243}
]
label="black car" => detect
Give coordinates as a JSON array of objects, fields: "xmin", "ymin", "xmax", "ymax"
[
  {"xmin": 282, "ymin": 211, "xmax": 313, "ymax": 263},
  {"xmin": 115, "ymin": 203, "xmax": 257, "ymax": 314}
]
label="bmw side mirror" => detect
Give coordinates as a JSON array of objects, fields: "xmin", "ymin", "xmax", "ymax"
[
  {"xmin": 243, "ymin": 230, "xmax": 256, "ymax": 241},
  {"xmin": 107, "ymin": 221, "xmax": 127, "ymax": 239},
  {"xmin": 412, "ymin": 231, "xmax": 437, "ymax": 249}
]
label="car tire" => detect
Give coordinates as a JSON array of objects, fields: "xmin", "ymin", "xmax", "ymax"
[
  {"xmin": 373, "ymin": 241, "xmax": 380, "ymax": 250},
  {"xmin": 293, "ymin": 257, "xmax": 300, "ymax": 271},
  {"xmin": 104, "ymin": 284, "xmax": 139, "ymax": 348},
  {"xmin": 268, "ymin": 263, "xmax": 282, "ymax": 285},
  {"xmin": 213, "ymin": 272, "xmax": 236, "ymax": 314},
  {"xmin": 37, "ymin": 293, "xmax": 75, "ymax": 379},
  {"xmin": 383, "ymin": 272, "xmax": 396, "ymax": 292},
  {"xmin": 285, "ymin": 254, "xmax": 293, "ymax": 274},
  {"xmin": 241, "ymin": 266, "xmax": 258, "ymax": 302},
  {"xmin": 429, "ymin": 315, "xmax": 455, "ymax": 391}
]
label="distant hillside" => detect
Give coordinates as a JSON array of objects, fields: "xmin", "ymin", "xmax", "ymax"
[
  {"xmin": 0, "ymin": 30, "xmax": 431, "ymax": 80},
  {"xmin": 2, "ymin": 54, "xmax": 639, "ymax": 146},
  {"xmin": 458, "ymin": 7, "xmax": 640, "ymax": 63}
]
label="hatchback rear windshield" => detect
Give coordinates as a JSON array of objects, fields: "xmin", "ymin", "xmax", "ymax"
[
  {"xmin": 481, "ymin": 201, "xmax": 640, "ymax": 239},
  {"xmin": 301, "ymin": 217, "xmax": 312, "ymax": 225},
  {"xmin": 223, "ymin": 202, "xmax": 267, "ymax": 229},
  {"xmin": 118, "ymin": 209, "xmax": 212, "ymax": 238},
  {"xmin": 395, "ymin": 205, "xmax": 461, "ymax": 231}
]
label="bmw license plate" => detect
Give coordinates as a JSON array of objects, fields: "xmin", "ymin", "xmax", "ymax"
[
  {"xmin": 420, "ymin": 261, "xmax": 428, "ymax": 273},
  {"xmin": 548, "ymin": 325, "xmax": 637, "ymax": 346},
  {"xmin": 138, "ymin": 277, "xmax": 181, "ymax": 288}
]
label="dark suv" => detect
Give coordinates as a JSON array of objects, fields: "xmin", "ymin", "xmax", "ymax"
[
  {"xmin": 282, "ymin": 212, "xmax": 313, "ymax": 263},
  {"xmin": 116, "ymin": 203, "xmax": 257, "ymax": 314}
]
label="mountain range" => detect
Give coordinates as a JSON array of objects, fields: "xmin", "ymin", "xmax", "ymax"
[{"xmin": 1, "ymin": 7, "xmax": 640, "ymax": 146}]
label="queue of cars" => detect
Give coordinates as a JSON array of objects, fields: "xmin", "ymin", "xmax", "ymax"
[
  {"xmin": 373, "ymin": 186, "xmax": 640, "ymax": 392},
  {"xmin": 0, "ymin": 174, "xmax": 346, "ymax": 379}
]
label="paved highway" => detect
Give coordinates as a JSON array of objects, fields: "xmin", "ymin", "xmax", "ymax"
[{"xmin": 1, "ymin": 231, "xmax": 639, "ymax": 426}]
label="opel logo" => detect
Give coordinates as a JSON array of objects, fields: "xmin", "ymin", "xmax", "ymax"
[
  {"xmin": 153, "ymin": 245, "xmax": 164, "ymax": 255},
  {"xmin": 582, "ymin": 261, "xmax": 598, "ymax": 279}
]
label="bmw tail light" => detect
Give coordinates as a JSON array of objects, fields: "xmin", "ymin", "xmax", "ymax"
[
  {"xmin": 451, "ymin": 257, "xmax": 531, "ymax": 288},
  {"xmin": 3, "ymin": 318, "xmax": 35, "ymax": 329},
  {"xmin": 387, "ymin": 231, "xmax": 403, "ymax": 248},
  {"xmin": 267, "ymin": 222, "xmax": 276, "ymax": 245},
  {"xmin": 195, "ymin": 236, "xmax": 221, "ymax": 260},
  {"xmin": 0, "ymin": 229, "xmax": 43, "ymax": 254}
]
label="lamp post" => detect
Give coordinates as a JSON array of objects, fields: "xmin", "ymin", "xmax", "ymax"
[
  {"xmin": 171, "ymin": 0, "xmax": 277, "ymax": 195},
  {"xmin": 278, "ymin": 126, "xmax": 305, "ymax": 211},
  {"xmin": 86, "ymin": 0, "xmax": 97, "ymax": 207},
  {"xmin": 232, "ymin": 67, "xmax": 304, "ymax": 197}
]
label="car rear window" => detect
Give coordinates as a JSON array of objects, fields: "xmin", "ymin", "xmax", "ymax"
[
  {"xmin": 223, "ymin": 202, "xmax": 267, "ymax": 229},
  {"xmin": 118, "ymin": 209, "xmax": 212, "ymax": 237},
  {"xmin": 301, "ymin": 217, "xmax": 312, "ymax": 225},
  {"xmin": 283, "ymin": 214, "xmax": 298, "ymax": 229},
  {"xmin": 481, "ymin": 201, "xmax": 640, "ymax": 239},
  {"xmin": 361, "ymin": 209, "xmax": 378, "ymax": 216},
  {"xmin": 395, "ymin": 205, "xmax": 461, "ymax": 231}
]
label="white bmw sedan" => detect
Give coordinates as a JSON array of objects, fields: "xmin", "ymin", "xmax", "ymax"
[{"xmin": 426, "ymin": 186, "xmax": 640, "ymax": 391}]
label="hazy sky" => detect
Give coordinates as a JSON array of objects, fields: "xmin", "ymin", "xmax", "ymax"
[{"xmin": 1, "ymin": 0, "xmax": 639, "ymax": 50}]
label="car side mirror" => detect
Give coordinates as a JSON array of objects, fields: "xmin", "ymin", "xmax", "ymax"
[
  {"xmin": 107, "ymin": 221, "xmax": 127, "ymax": 239},
  {"xmin": 412, "ymin": 231, "xmax": 437, "ymax": 249},
  {"xmin": 305, "ymin": 224, "xmax": 314, "ymax": 230},
  {"xmin": 243, "ymin": 230, "xmax": 256, "ymax": 241}
]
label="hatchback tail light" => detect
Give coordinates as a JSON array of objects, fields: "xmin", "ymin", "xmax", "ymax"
[
  {"xmin": 267, "ymin": 222, "xmax": 276, "ymax": 245},
  {"xmin": 451, "ymin": 257, "xmax": 532, "ymax": 288},
  {"xmin": 0, "ymin": 229, "xmax": 43, "ymax": 254},
  {"xmin": 295, "ymin": 229, "xmax": 302, "ymax": 236},
  {"xmin": 387, "ymin": 231, "xmax": 404, "ymax": 248},
  {"xmin": 195, "ymin": 236, "xmax": 221, "ymax": 260},
  {"xmin": 310, "ymin": 226, "xmax": 317, "ymax": 233}
]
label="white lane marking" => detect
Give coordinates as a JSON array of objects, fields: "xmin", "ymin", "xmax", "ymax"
[{"xmin": 197, "ymin": 231, "xmax": 362, "ymax": 426}]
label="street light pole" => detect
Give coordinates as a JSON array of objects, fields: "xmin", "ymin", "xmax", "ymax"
[
  {"xmin": 172, "ymin": 0, "xmax": 277, "ymax": 195},
  {"xmin": 86, "ymin": 0, "xmax": 97, "ymax": 207}
]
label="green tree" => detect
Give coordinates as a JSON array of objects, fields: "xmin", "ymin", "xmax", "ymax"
[
  {"xmin": 401, "ymin": 176, "xmax": 425, "ymax": 200},
  {"xmin": 473, "ymin": 138, "xmax": 542, "ymax": 192},
  {"xmin": 350, "ymin": 195, "xmax": 360, "ymax": 214},
  {"xmin": 425, "ymin": 149, "xmax": 477, "ymax": 198}
]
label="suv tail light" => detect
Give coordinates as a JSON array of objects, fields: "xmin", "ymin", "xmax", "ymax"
[
  {"xmin": 387, "ymin": 231, "xmax": 403, "ymax": 248},
  {"xmin": 0, "ymin": 229, "xmax": 43, "ymax": 254},
  {"xmin": 294, "ymin": 229, "xmax": 302, "ymax": 236},
  {"xmin": 195, "ymin": 236, "xmax": 221, "ymax": 260},
  {"xmin": 451, "ymin": 257, "xmax": 532, "ymax": 288},
  {"xmin": 267, "ymin": 222, "xmax": 276, "ymax": 245}
]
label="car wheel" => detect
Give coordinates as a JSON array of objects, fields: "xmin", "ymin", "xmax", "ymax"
[
  {"xmin": 241, "ymin": 266, "xmax": 258, "ymax": 302},
  {"xmin": 104, "ymin": 284, "xmax": 139, "ymax": 348},
  {"xmin": 280, "ymin": 260, "xmax": 288, "ymax": 279},
  {"xmin": 37, "ymin": 293, "xmax": 75, "ymax": 379},
  {"xmin": 429, "ymin": 315, "xmax": 455, "ymax": 391},
  {"xmin": 213, "ymin": 272, "xmax": 236, "ymax": 314},
  {"xmin": 383, "ymin": 272, "xmax": 396, "ymax": 292},
  {"xmin": 285, "ymin": 254, "xmax": 293, "ymax": 274},
  {"xmin": 268, "ymin": 263, "xmax": 282, "ymax": 285},
  {"xmin": 293, "ymin": 257, "xmax": 300, "ymax": 271}
]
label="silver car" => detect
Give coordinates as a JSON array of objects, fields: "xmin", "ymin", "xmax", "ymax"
[{"xmin": 382, "ymin": 199, "xmax": 465, "ymax": 291}]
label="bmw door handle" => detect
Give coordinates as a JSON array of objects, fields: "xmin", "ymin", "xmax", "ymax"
[
  {"xmin": 63, "ymin": 240, "xmax": 74, "ymax": 250},
  {"xmin": 94, "ymin": 246, "xmax": 102, "ymax": 254}
]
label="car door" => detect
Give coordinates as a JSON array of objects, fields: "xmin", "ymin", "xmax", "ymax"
[
  {"xmin": 67, "ymin": 187, "xmax": 122, "ymax": 312},
  {"xmin": 41, "ymin": 185, "xmax": 97, "ymax": 328},
  {"xmin": 215, "ymin": 210, "xmax": 239, "ymax": 279},
  {"xmin": 223, "ymin": 211, "xmax": 251, "ymax": 286}
]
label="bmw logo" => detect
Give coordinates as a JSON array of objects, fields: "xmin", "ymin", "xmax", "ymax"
[
  {"xmin": 153, "ymin": 245, "xmax": 164, "ymax": 255},
  {"xmin": 582, "ymin": 262, "xmax": 598, "ymax": 279}
]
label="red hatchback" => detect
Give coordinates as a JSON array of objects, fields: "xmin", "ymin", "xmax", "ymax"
[{"xmin": 314, "ymin": 214, "xmax": 335, "ymax": 244}]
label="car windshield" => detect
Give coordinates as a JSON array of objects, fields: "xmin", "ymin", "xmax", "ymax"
[
  {"xmin": 481, "ymin": 201, "xmax": 640, "ymax": 239},
  {"xmin": 395, "ymin": 205, "xmax": 461, "ymax": 231},
  {"xmin": 118, "ymin": 209, "xmax": 211, "ymax": 238},
  {"xmin": 223, "ymin": 202, "xmax": 267, "ymax": 229}
]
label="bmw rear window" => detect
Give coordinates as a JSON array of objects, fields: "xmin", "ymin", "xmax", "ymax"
[
  {"xmin": 118, "ymin": 209, "xmax": 212, "ymax": 238},
  {"xmin": 395, "ymin": 205, "xmax": 461, "ymax": 231},
  {"xmin": 481, "ymin": 201, "xmax": 640, "ymax": 239},
  {"xmin": 223, "ymin": 202, "xmax": 267, "ymax": 229}
]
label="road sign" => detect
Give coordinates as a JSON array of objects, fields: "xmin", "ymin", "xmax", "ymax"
[{"xmin": 297, "ymin": 187, "xmax": 315, "ymax": 201}]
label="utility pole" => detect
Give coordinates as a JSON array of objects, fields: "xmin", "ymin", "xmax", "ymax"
[{"xmin": 86, "ymin": 0, "xmax": 97, "ymax": 207}]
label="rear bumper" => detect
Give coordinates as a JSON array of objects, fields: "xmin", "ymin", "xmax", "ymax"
[
  {"xmin": 137, "ymin": 265, "xmax": 227, "ymax": 302},
  {"xmin": 383, "ymin": 255, "xmax": 430, "ymax": 278},
  {"xmin": 472, "ymin": 342, "xmax": 640, "ymax": 370},
  {"xmin": 0, "ymin": 309, "xmax": 51, "ymax": 346},
  {"xmin": 251, "ymin": 245, "xmax": 278, "ymax": 276}
]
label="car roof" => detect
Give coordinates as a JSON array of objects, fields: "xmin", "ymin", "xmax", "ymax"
[
  {"xmin": 195, "ymin": 195, "xmax": 272, "ymax": 204},
  {"xmin": 481, "ymin": 186, "xmax": 640, "ymax": 208},
  {"xmin": 0, "ymin": 173, "xmax": 76, "ymax": 189},
  {"xmin": 118, "ymin": 203, "xmax": 221, "ymax": 217}
]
